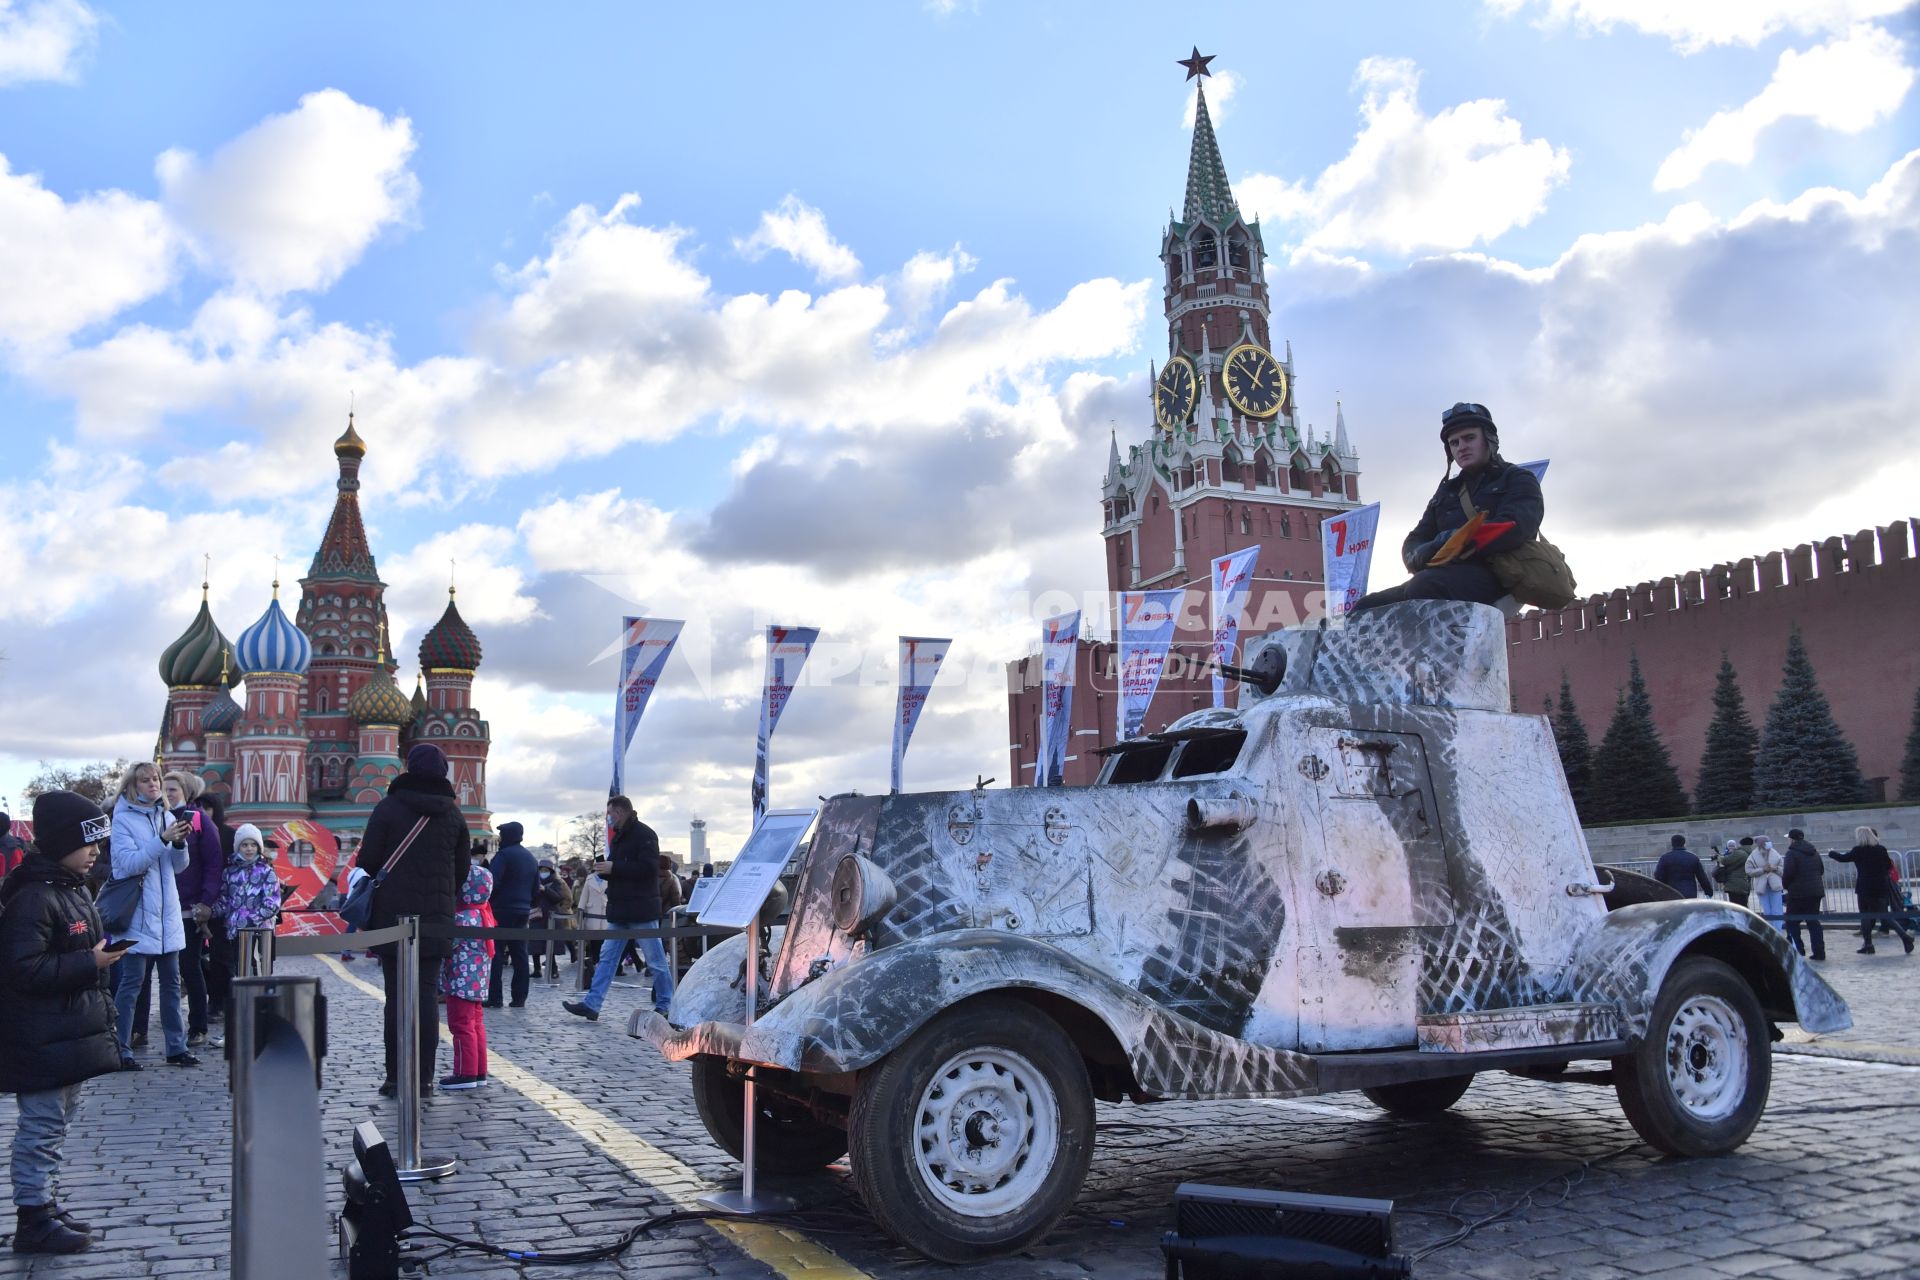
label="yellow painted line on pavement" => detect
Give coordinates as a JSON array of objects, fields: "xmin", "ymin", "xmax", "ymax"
[{"xmin": 318, "ymin": 954, "xmax": 869, "ymax": 1280}]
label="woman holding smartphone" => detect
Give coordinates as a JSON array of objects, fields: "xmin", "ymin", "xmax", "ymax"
[{"xmin": 108, "ymin": 762, "xmax": 196, "ymax": 1069}]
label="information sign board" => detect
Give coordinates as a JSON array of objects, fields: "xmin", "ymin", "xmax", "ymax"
[{"xmin": 696, "ymin": 809, "xmax": 818, "ymax": 930}]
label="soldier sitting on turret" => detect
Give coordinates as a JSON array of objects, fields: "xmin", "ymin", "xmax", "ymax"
[{"xmin": 1352, "ymin": 402, "xmax": 1544, "ymax": 612}]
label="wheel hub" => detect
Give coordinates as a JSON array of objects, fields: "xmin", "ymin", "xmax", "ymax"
[
  {"xmin": 1664, "ymin": 993, "xmax": 1748, "ymax": 1121},
  {"xmin": 914, "ymin": 1049, "xmax": 1060, "ymax": 1217}
]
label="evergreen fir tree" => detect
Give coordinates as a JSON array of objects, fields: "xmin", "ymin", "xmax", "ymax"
[
  {"xmin": 1901, "ymin": 685, "xmax": 1920, "ymax": 803},
  {"xmin": 1549, "ymin": 674, "xmax": 1594, "ymax": 819},
  {"xmin": 1751, "ymin": 628, "xmax": 1866, "ymax": 808},
  {"xmin": 1693, "ymin": 652, "xmax": 1758, "ymax": 815},
  {"xmin": 1588, "ymin": 654, "xmax": 1689, "ymax": 821}
]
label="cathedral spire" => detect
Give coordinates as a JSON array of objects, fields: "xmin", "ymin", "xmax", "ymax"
[
  {"xmin": 1334, "ymin": 398, "xmax": 1353, "ymax": 457},
  {"xmin": 311, "ymin": 411, "xmax": 378, "ymax": 580},
  {"xmin": 1180, "ymin": 52, "xmax": 1238, "ymax": 227}
]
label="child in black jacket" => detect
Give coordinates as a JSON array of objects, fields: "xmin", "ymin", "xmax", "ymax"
[{"xmin": 0, "ymin": 791, "xmax": 124, "ymax": 1254}]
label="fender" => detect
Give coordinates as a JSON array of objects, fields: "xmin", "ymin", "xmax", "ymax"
[
  {"xmin": 653, "ymin": 930, "xmax": 1324, "ymax": 1101},
  {"xmin": 1566, "ymin": 901, "xmax": 1851, "ymax": 1038}
]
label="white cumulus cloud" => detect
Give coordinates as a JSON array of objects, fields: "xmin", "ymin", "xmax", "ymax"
[
  {"xmin": 734, "ymin": 194, "xmax": 862, "ymax": 283},
  {"xmin": 1486, "ymin": 0, "xmax": 1914, "ymax": 52},
  {"xmin": 0, "ymin": 0, "xmax": 97, "ymax": 86},
  {"xmin": 1655, "ymin": 25, "xmax": 1914, "ymax": 189},
  {"xmin": 0, "ymin": 156, "xmax": 177, "ymax": 351},
  {"xmin": 157, "ymin": 88, "xmax": 419, "ymax": 296},
  {"xmin": 1238, "ymin": 58, "xmax": 1571, "ymax": 257}
]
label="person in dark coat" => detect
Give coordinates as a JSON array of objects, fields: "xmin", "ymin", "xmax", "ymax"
[
  {"xmin": 486, "ymin": 821, "xmax": 535, "ymax": 1008},
  {"xmin": 358, "ymin": 742, "xmax": 471, "ymax": 1094},
  {"xmin": 1829, "ymin": 826, "xmax": 1913, "ymax": 955},
  {"xmin": 1781, "ymin": 828, "xmax": 1826, "ymax": 961},
  {"xmin": 0, "ymin": 814, "xmax": 26, "ymax": 876},
  {"xmin": 1, "ymin": 791, "xmax": 123, "ymax": 1254},
  {"xmin": 565, "ymin": 796, "xmax": 671, "ymax": 1022},
  {"xmin": 1653, "ymin": 834, "xmax": 1714, "ymax": 899},
  {"xmin": 1352, "ymin": 402, "xmax": 1544, "ymax": 613}
]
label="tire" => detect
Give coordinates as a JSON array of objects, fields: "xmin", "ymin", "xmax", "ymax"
[
  {"xmin": 690, "ymin": 1057, "xmax": 847, "ymax": 1174},
  {"xmin": 1613, "ymin": 956, "xmax": 1769, "ymax": 1157},
  {"xmin": 1362, "ymin": 1073, "xmax": 1474, "ymax": 1116},
  {"xmin": 847, "ymin": 997, "xmax": 1095, "ymax": 1262}
]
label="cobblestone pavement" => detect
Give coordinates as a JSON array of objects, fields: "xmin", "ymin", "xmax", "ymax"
[{"xmin": 0, "ymin": 944, "xmax": 1913, "ymax": 1279}]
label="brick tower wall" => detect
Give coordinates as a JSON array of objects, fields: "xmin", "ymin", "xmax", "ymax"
[{"xmin": 1506, "ymin": 519, "xmax": 1920, "ymax": 800}]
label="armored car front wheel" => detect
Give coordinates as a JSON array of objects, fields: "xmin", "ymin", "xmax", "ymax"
[
  {"xmin": 1613, "ymin": 957, "xmax": 1769, "ymax": 1157},
  {"xmin": 848, "ymin": 997, "xmax": 1094, "ymax": 1262}
]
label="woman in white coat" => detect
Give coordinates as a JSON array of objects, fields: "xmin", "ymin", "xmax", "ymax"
[
  {"xmin": 108, "ymin": 762, "xmax": 195, "ymax": 1068},
  {"xmin": 1746, "ymin": 837, "xmax": 1787, "ymax": 932}
]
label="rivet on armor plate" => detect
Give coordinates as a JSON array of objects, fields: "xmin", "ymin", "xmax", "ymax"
[{"xmin": 1299, "ymin": 754, "xmax": 1329, "ymax": 781}]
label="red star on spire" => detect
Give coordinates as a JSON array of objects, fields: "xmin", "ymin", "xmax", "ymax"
[{"xmin": 1177, "ymin": 47, "xmax": 1215, "ymax": 82}]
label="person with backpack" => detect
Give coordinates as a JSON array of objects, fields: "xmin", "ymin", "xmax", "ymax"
[
  {"xmin": 0, "ymin": 791, "xmax": 124, "ymax": 1254},
  {"xmin": 358, "ymin": 743, "xmax": 471, "ymax": 1097},
  {"xmin": 1352, "ymin": 403, "xmax": 1568, "ymax": 612},
  {"xmin": 1714, "ymin": 839, "xmax": 1751, "ymax": 908}
]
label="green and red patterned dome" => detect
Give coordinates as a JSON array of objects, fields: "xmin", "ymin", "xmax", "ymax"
[
  {"xmin": 418, "ymin": 588, "xmax": 482, "ymax": 672},
  {"xmin": 201, "ymin": 650, "xmax": 243, "ymax": 733},
  {"xmin": 159, "ymin": 587, "xmax": 230, "ymax": 687}
]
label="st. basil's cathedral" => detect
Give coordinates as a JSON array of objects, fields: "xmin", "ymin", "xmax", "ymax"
[{"xmin": 154, "ymin": 418, "xmax": 493, "ymax": 844}]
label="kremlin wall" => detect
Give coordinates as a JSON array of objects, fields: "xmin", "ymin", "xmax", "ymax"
[{"xmin": 1507, "ymin": 517, "xmax": 1920, "ymax": 802}]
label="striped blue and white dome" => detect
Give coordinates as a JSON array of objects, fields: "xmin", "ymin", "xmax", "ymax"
[{"xmin": 234, "ymin": 589, "xmax": 312, "ymax": 677}]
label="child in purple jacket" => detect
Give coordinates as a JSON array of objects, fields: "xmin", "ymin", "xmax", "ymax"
[{"xmin": 216, "ymin": 825, "xmax": 282, "ymax": 951}]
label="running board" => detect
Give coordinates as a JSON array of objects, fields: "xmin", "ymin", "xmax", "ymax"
[
  {"xmin": 1312, "ymin": 1041, "xmax": 1629, "ymax": 1093},
  {"xmin": 1416, "ymin": 1002, "xmax": 1619, "ymax": 1054}
]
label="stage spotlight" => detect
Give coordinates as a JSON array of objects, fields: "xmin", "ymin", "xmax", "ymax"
[
  {"xmin": 1160, "ymin": 1182, "xmax": 1412, "ymax": 1279},
  {"xmin": 340, "ymin": 1120, "xmax": 414, "ymax": 1280}
]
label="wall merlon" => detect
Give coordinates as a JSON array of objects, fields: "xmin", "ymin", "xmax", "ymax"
[
  {"xmin": 1788, "ymin": 543, "xmax": 1814, "ymax": 582},
  {"xmin": 1883, "ymin": 522, "xmax": 1911, "ymax": 562}
]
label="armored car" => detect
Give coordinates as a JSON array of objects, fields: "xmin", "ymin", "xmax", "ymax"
[{"xmin": 638, "ymin": 600, "xmax": 1850, "ymax": 1261}]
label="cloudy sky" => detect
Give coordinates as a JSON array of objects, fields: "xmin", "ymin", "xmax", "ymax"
[{"xmin": 2, "ymin": 0, "xmax": 1916, "ymax": 854}]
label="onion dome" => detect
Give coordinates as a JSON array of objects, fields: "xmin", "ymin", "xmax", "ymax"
[
  {"xmin": 201, "ymin": 649, "xmax": 243, "ymax": 734},
  {"xmin": 334, "ymin": 412, "xmax": 367, "ymax": 459},
  {"xmin": 349, "ymin": 629, "xmax": 412, "ymax": 726},
  {"xmin": 159, "ymin": 582, "xmax": 230, "ymax": 687},
  {"xmin": 418, "ymin": 587, "xmax": 482, "ymax": 672},
  {"xmin": 234, "ymin": 579, "xmax": 313, "ymax": 677}
]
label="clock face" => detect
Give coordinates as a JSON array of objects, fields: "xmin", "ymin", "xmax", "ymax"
[
  {"xmin": 1154, "ymin": 355, "xmax": 1198, "ymax": 430},
  {"xmin": 1222, "ymin": 343, "xmax": 1288, "ymax": 419}
]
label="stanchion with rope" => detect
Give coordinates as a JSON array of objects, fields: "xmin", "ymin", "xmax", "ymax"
[
  {"xmin": 392, "ymin": 915, "xmax": 455, "ymax": 1183},
  {"xmin": 228, "ymin": 973, "xmax": 328, "ymax": 1280}
]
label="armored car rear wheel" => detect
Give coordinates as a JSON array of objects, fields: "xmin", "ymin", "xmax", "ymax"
[
  {"xmin": 1613, "ymin": 957, "xmax": 1769, "ymax": 1156},
  {"xmin": 690, "ymin": 1058, "xmax": 847, "ymax": 1174},
  {"xmin": 848, "ymin": 998, "xmax": 1094, "ymax": 1262},
  {"xmin": 1362, "ymin": 1073, "xmax": 1474, "ymax": 1116}
]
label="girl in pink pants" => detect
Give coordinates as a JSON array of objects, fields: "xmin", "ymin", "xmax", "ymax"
[{"xmin": 440, "ymin": 862, "xmax": 493, "ymax": 1089}]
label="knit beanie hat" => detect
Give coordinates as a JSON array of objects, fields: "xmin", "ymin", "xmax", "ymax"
[
  {"xmin": 234, "ymin": 823, "xmax": 265, "ymax": 854},
  {"xmin": 406, "ymin": 742, "xmax": 448, "ymax": 779},
  {"xmin": 31, "ymin": 790, "xmax": 110, "ymax": 861}
]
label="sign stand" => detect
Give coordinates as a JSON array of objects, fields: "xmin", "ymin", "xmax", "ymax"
[{"xmin": 696, "ymin": 808, "xmax": 818, "ymax": 1216}]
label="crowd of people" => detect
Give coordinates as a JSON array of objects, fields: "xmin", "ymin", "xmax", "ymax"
[
  {"xmin": 0, "ymin": 738, "xmax": 706, "ymax": 1255},
  {"xmin": 1651, "ymin": 825, "xmax": 1915, "ymax": 961}
]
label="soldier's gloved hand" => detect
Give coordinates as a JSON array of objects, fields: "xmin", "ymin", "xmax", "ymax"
[{"xmin": 1406, "ymin": 536, "xmax": 1446, "ymax": 572}]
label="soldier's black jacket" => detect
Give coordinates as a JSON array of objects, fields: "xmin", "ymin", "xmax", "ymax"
[{"xmin": 1400, "ymin": 458, "xmax": 1545, "ymax": 571}]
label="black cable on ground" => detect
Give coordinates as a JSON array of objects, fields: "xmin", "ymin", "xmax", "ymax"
[
  {"xmin": 1399, "ymin": 1141, "xmax": 1640, "ymax": 1261},
  {"xmin": 400, "ymin": 1197, "xmax": 874, "ymax": 1269}
]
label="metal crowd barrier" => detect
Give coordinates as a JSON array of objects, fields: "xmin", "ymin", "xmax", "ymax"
[{"xmin": 227, "ymin": 971, "xmax": 329, "ymax": 1280}]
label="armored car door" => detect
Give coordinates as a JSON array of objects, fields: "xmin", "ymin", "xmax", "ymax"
[{"xmin": 1296, "ymin": 728, "xmax": 1447, "ymax": 1051}]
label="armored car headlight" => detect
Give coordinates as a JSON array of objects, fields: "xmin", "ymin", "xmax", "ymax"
[{"xmin": 830, "ymin": 854, "xmax": 897, "ymax": 939}]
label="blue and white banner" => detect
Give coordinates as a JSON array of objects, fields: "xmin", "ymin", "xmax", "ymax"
[
  {"xmin": 891, "ymin": 636, "xmax": 952, "ymax": 793},
  {"xmin": 1036, "ymin": 611, "xmax": 1080, "ymax": 787},
  {"xmin": 1321, "ymin": 503, "xmax": 1382, "ymax": 629},
  {"xmin": 611, "ymin": 617, "xmax": 682, "ymax": 797},
  {"xmin": 1117, "ymin": 589, "xmax": 1183, "ymax": 740},
  {"xmin": 753, "ymin": 625, "xmax": 820, "ymax": 825},
  {"xmin": 1208, "ymin": 546, "xmax": 1260, "ymax": 706},
  {"xmin": 1516, "ymin": 458, "xmax": 1550, "ymax": 482}
]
